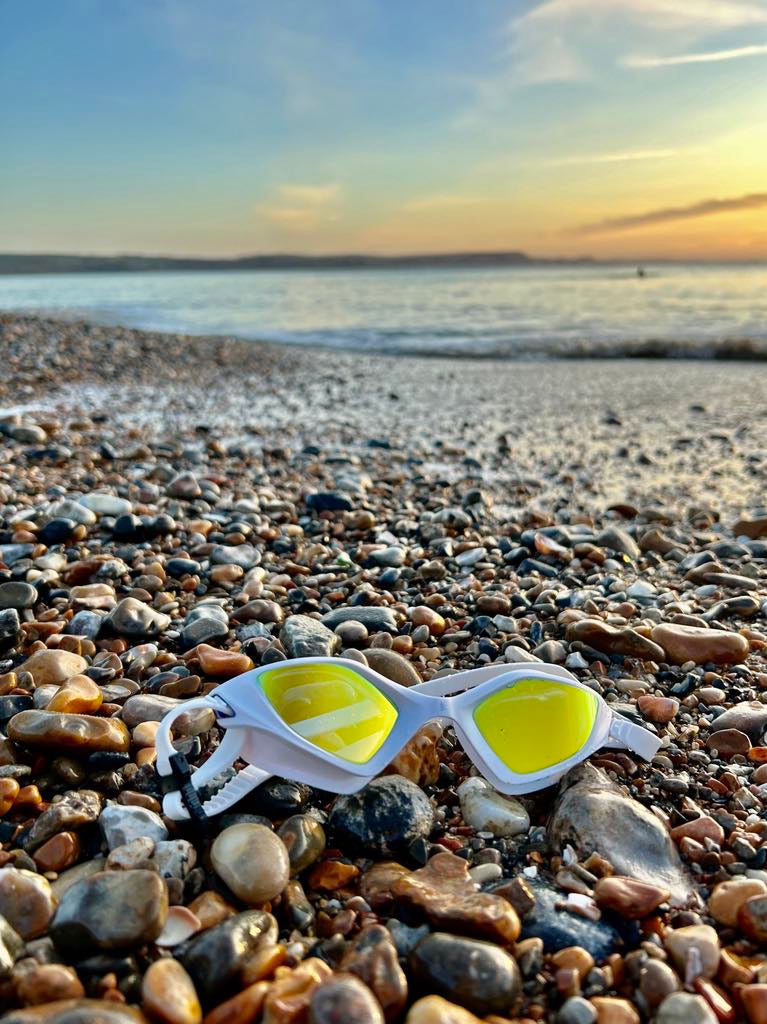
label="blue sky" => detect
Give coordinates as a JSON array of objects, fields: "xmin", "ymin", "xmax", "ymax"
[{"xmin": 1, "ymin": 0, "xmax": 766, "ymax": 257}]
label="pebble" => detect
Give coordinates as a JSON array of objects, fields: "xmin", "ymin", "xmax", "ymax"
[
  {"xmin": 329, "ymin": 775, "xmax": 434, "ymax": 856},
  {"xmin": 741, "ymin": 986, "xmax": 767, "ymax": 1024},
  {"xmin": 15, "ymin": 963, "xmax": 85, "ymax": 1005},
  {"xmin": 408, "ymin": 931, "xmax": 521, "ymax": 1016},
  {"xmin": 386, "ymin": 725, "xmax": 441, "ymax": 786},
  {"xmin": 277, "ymin": 815, "xmax": 327, "ymax": 874},
  {"xmin": 709, "ymin": 701, "xmax": 767, "ymax": 740},
  {"xmin": 650, "ymin": 623, "xmax": 749, "ymax": 665},
  {"xmin": 8, "ymin": 710, "xmax": 130, "ymax": 753},
  {"xmin": 655, "ymin": 992, "xmax": 718, "ymax": 1024},
  {"xmin": 709, "ymin": 877, "xmax": 767, "ymax": 925},
  {"xmin": 141, "ymin": 957, "xmax": 202, "ymax": 1024},
  {"xmin": 340, "ymin": 923, "xmax": 408, "ymax": 1022},
  {"xmin": 100, "ymin": 803, "xmax": 169, "ymax": 849},
  {"xmin": 307, "ymin": 973, "xmax": 385, "ymax": 1024},
  {"xmin": 593, "ymin": 876, "xmax": 669, "ymax": 918},
  {"xmin": 24, "ymin": 789, "xmax": 103, "ymax": 851},
  {"xmin": 18, "ymin": 650, "xmax": 88, "ymax": 686},
  {"xmin": 46, "ymin": 674, "xmax": 103, "ymax": 714},
  {"xmin": 738, "ymin": 893, "xmax": 767, "ymax": 942},
  {"xmin": 0, "ymin": 868, "xmax": 56, "ymax": 939},
  {"xmin": 364, "ymin": 648, "xmax": 421, "ymax": 687},
  {"xmin": 321, "ymin": 607, "xmax": 398, "ymax": 633},
  {"xmin": 393, "ymin": 852, "xmax": 520, "ymax": 943},
  {"xmin": 107, "ymin": 597, "xmax": 171, "ymax": 638},
  {"xmin": 457, "ymin": 777, "xmax": 530, "ymax": 837},
  {"xmin": 194, "ymin": 644, "xmax": 253, "ymax": 677},
  {"xmin": 280, "ymin": 615, "xmax": 341, "ymax": 658},
  {"xmin": 0, "ymin": 1001, "xmax": 149, "ymax": 1024},
  {"xmin": 706, "ymin": 727, "xmax": 751, "ymax": 756},
  {"xmin": 566, "ymin": 619, "xmax": 665, "ymax": 660},
  {"xmin": 664, "ymin": 924, "xmax": 720, "ymax": 979},
  {"xmin": 49, "ymin": 868, "xmax": 168, "ymax": 953},
  {"xmin": 636, "ymin": 695, "xmax": 679, "ymax": 723},
  {"xmin": 210, "ymin": 824, "xmax": 290, "ymax": 904},
  {"xmin": 0, "ymin": 581, "xmax": 37, "ymax": 610},
  {"xmin": 155, "ymin": 906, "xmax": 202, "ymax": 947},
  {"xmin": 519, "ymin": 881, "xmax": 620, "ymax": 959},
  {"xmin": 405, "ymin": 996, "xmax": 484, "ymax": 1023},
  {"xmin": 590, "ymin": 997, "xmax": 640, "ymax": 1024},
  {"xmin": 176, "ymin": 910, "xmax": 277, "ymax": 1005},
  {"xmin": 638, "ymin": 960, "xmax": 680, "ymax": 1009},
  {"xmin": 33, "ymin": 831, "xmax": 82, "ymax": 873},
  {"xmin": 548, "ymin": 765, "xmax": 692, "ymax": 903}
]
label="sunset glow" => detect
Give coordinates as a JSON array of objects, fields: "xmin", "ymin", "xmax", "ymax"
[{"xmin": 2, "ymin": 0, "xmax": 766, "ymax": 259}]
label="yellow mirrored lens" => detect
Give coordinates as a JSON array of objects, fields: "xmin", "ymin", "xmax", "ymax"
[
  {"xmin": 259, "ymin": 664, "xmax": 397, "ymax": 764},
  {"xmin": 474, "ymin": 678, "xmax": 598, "ymax": 774}
]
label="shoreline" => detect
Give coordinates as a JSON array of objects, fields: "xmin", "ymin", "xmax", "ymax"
[{"xmin": 0, "ymin": 312, "xmax": 767, "ymax": 1020}]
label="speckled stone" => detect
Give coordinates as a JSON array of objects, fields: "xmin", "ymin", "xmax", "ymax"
[
  {"xmin": 100, "ymin": 803, "xmax": 169, "ymax": 849},
  {"xmin": 329, "ymin": 775, "xmax": 434, "ymax": 857},
  {"xmin": 49, "ymin": 869, "xmax": 168, "ymax": 953}
]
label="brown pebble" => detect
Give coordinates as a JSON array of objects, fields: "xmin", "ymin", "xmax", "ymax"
[
  {"xmin": 8, "ymin": 711, "xmax": 130, "ymax": 753},
  {"xmin": 18, "ymin": 649, "xmax": 88, "ymax": 686},
  {"xmin": 404, "ymin": 996, "xmax": 483, "ymax": 1023},
  {"xmin": 16, "ymin": 964, "xmax": 85, "ymax": 1006},
  {"xmin": 194, "ymin": 645, "xmax": 253, "ymax": 678},
  {"xmin": 47, "ymin": 674, "xmax": 104, "ymax": 714},
  {"xmin": 0, "ymin": 777, "xmax": 20, "ymax": 815},
  {"xmin": 33, "ymin": 832, "xmax": 82, "ymax": 874},
  {"xmin": 636, "ymin": 695, "xmax": 679, "ymax": 723},
  {"xmin": 202, "ymin": 982, "xmax": 269, "ymax": 1024},
  {"xmin": 593, "ymin": 876, "xmax": 669, "ymax": 919},
  {"xmin": 709, "ymin": 878, "xmax": 767, "ymax": 926},
  {"xmin": 650, "ymin": 623, "xmax": 749, "ymax": 665},
  {"xmin": 0, "ymin": 867, "xmax": 57, "ymax": 939},
  {"xmin": 706, "ymin": 728, "xmax": 752, "ymax": 757},
  {"xmin": 141, "ymin": 958, "xmax": 202, "ymax": 1024},
  {"xmin": 737, "ymin": 894, "xmax": 767, "ymax": 943}
]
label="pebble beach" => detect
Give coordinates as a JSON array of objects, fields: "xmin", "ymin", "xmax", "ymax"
[{"xmin": 1, "ymin": 312, "xmax": 767, "ymax": 1024}]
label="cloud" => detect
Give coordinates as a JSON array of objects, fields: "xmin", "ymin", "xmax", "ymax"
[
  {"xmin": 547, "ymin": 146, "xmax": 702, "ymax": 166},
  {"xmin": 401, "ymin": 193, "xmax": 484, "ymax": 213},
  {"xmin": 256, "ymin": 183, "xmax": 341, "ymax": 232},
  {"xmin": 453, "ymin": 0, "xmax": 767, "ymax": 124},
  {"xmin": 277, "ymin": 184, "xmax": 340, "ymax": 205},
  {"xmin": 573, "ymin": 192, "xmax": 767, "ymax": 233},
  {"xmin": 625, "ymin": 42, "xmax": 767, "ymax": 67}
]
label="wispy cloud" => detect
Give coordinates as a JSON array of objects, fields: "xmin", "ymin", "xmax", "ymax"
[
  {"xmin": 256, "ymin": 183, "xmax": 341, "ymax": 232},
  {"xmin": 454, "ymin": 0, "xmax": 767, "ymax": 127},
  {"xmin": 625, "ymin": 42, "xmax": 767, "ymax": 67},
  {"xmin": 573, "ymin": 192, "xmax": 767, "ymax": 233},
  {"xmin": 547, "ymin": 146, "xmax": 703, "ymax": 166},
  {"xmin": 401, "ymin": 193, "xmax": 484, "ymax": 213}
]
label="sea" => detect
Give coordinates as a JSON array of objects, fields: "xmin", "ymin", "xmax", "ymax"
[{"xmin": 1, "ymin": 262, "xmax": 766, "ymax": 359}]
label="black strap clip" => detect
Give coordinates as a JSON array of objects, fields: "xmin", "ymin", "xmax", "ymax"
[{"xmin": 168, "ymin": 752, "xmax": 211, "ymax": 832}]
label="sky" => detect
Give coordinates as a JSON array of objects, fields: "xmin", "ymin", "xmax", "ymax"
[{"xmin": 1, "ymin": 0, "xmax": 766, "ymax": 259}]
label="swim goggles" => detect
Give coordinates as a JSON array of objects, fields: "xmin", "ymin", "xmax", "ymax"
[{"xmin": 155, "ymin": 657, "xmax": 661, "ymax": 822}]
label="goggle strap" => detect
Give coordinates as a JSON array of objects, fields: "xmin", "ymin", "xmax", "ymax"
[{"xmin": 608, "ymin": 715, "xmax": 662, "ymax": 761}]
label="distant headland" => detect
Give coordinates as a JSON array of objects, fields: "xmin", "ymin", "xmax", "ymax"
[{"xmin": 0, "ymin": 251, "xmax": 595, "ymax": 275}]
